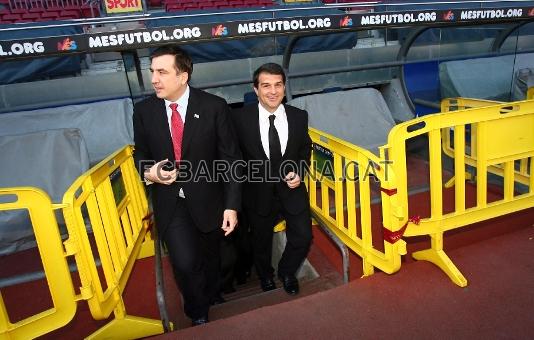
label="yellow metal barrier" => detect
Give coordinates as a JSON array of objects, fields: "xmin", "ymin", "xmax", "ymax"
[
  {"xmin": 441, "ymin": 97, "xmax": 532, "ymax": 189},
  {"xmin": 384, "ymin": 99, "xmax": 534, "ymax": 287},
  {"xmin": 61, "ymin": 145, "xmax": 164, "ymax": 339},
  {"xmin": 308, "ymin": 128, "xmax": 406, "ymax": 277},
  {"xmin": 440, "ymin": 97, "xmax": 503, "ymax": 112},
  {"xmin": 1, "ymin": 146, "xmax": 165, "ymax": 339},
  {"xmin": 0, "ymin": 188, "xmax": 77, "ymax": 340}
]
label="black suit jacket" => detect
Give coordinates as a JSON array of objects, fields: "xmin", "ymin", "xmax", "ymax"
[
  {"xmin": 133, "ymin": 87, "xmax": 242, "ymax": 235},
  {"xmin": 231, "ymin": 104, "xmax": 312, "ymax": 216}
]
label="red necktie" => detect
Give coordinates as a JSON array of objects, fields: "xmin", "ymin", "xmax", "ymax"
[{"xmin": 169, "ymin": 103, "xmax": 184, "ymax": 162}]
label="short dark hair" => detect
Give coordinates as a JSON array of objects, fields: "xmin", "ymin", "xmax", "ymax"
[
  {"xmin": 150, "ymin": 45, "xmax": 193, "ymax": 81},
  {"xmin": 253, "ymin": 63, "xmax": 286, "ymax": 88}
]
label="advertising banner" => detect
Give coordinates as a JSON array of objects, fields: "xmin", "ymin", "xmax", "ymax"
[
  {"xmin": 105, "ymin": 0, "xmax": 144, "ymax": 15},
  {"xmin": 1, "ymin": 6, "xmax": 533, "ymax": 61}
]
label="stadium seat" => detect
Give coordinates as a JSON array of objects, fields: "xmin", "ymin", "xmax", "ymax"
[
  {"xmin": 60, "ymin": 10, "xmax": 80, "ymax": 19},
  {"xmin": 199, "ymin": 2, "xmax": 216, "ymax": 10},
  {"xmin": 229, "ymin": 0, "xmax": 244, "ymax": 7},
  {"xmin": 149, "ymin": 0, "xmax": 162, "ymax": 7},
  {"xmin": 166, "ymin": 3, "xmax": 183, "ymax": 11},
  {"xmin": 183, "ymin": 2, "xmax": 200, "ymax": 10},
  {"xmin": 41, "ymin": 11, "xmax": 59, "ymax": 20},
  {"xmin": 10, "ymin": 8, "xmax": 27, "ymax": 14},
  {"xmin": 2, "ymin": 13, "xmax": 22, "ymax": 21},
  {"xmin": 81, "ymin": 4, "xmax": 99, "ymax": 17},
  {"xmin": 28, "ymin": 6, "xmax": 46, "ymax": 13},
  {"xmin": 22, "ymin": 12, "xmax": 41, "ymax": 20}
]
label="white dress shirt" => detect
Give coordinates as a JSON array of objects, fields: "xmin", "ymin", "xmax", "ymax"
[
  {"xmin": 146, "ymin": 86, "xmax": 190, "ymax": 198},
  {"xmin": 258, "ymin": 103, "xmax": 288, "ymax": 158}
]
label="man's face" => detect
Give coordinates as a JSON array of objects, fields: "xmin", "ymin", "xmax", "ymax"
[
  {"xmin": 254, "ymin": 72, "xmax": 285, "ymax": 113},
  {"xmin": 150, "ymin": 54, "xmax": 188, "ymax": 102}
]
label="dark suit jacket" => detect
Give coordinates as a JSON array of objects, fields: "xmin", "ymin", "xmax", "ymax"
[
  {"xmin": 231, "ymin": 104, "xmax": 312, "ymax": 216},
  {"xmin": 133, "ymin": 87, "xmax": 242, "ymax": 235}
]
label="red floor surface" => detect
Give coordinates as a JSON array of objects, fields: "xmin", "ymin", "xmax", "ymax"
[{"xmin": 154, "ymin": 225, "xmax": 534, "ymax": 339}]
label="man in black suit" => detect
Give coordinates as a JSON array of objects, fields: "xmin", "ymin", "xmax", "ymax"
[
  {"xmin": 133, "ymin": 45, "xmax": 241, "ymax": 326},
  {"xmin": 231, "ymin": 63, "xmax": 312, "ymax": 295}
]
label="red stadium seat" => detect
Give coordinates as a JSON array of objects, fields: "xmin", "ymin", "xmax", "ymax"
[
  {"xmin": 10, "ymin": 8, "xmax": 28, "ymax": 14},
  {"xmin": 81, "ymin": 5, "xmax": 99, "ymax": 17},
  {"xmin": 60, "ymin": 10, "xmax": 80, "ymax": 19},
  {"xmin": 199, "ymin": 3, "xmax": 216, "ymax": 10},
  {"xmin": 22, "ymin": 12, "xmax": 41, "ymax": 20},
  {"xmin": 229, "ymin": 0, "xmax": 243, "ymax": 7},
  {"xmin": 149, "ymin": 0, "xmax": 162, "ymax": 7},
  {"xmin": 3, "ymin": 13, "xmax": 22, "ymax": 20},
  {"xmin": 166, "ymin": 3, "xmax": 183, "ymax": 11},
  {"xmin": 29, "ymin": 6, "xmax": 46, "ymax": 13},
  {"xmin": 183, "ymin": 2, "xmax": 199, "ymax": 8},
  {"xmin": 41, "ymin": 11, "xmax": 59, "ymax": 19}
]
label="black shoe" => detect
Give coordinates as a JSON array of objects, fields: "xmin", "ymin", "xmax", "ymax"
[
  {"xmin": 278, "ymin": 274, "xmax": 299, "ymax": 295},
  {"xmin": 260, "ymin": 277, "xmax": 276, "ymax": 292},
  {"xmin": 223, "ymin": 285, "xmax": 236, "ymax": 294},
  {"xmin": 192, "ymin": 316, "xmax": 209, "ymax": 326},
  {"xmin": 235, "ymin": 270, "xmax": 251, "ymax": 285},
  {"xmin": 210, "ymin": 295, "xmax": 226, "ymax": 306}
]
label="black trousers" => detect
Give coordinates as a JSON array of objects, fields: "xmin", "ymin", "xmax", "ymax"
[
  {"xmin": 161, "ymin": 198, "xmax": 222, "ymax": 320},
  {"xmin": 247, "ymin": 196, "xmax": 312, "ymax": 280}
]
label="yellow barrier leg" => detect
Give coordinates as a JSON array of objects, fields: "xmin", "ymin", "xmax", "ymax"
[
  {"xmin": 86, "ymin": 300, "xmax": 166, "ymax": 340},
  {"xmin": 412, "ymin": 233, "xmax": 468, "ymax": 287},
  {"xmin": 137, "ymin": 235, "xmax": 155, "ymax": 260},
  {"xmin": 362, "ymin": 257, "xmax": 375, "ymax": 277}
]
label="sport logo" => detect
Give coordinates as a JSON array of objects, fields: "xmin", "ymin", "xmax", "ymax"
[
  {"xmin": 339, "ymin": 16, "xmax": 353, "ymax": 27},
  {"xmin": 443, "ymin": 10, "xmax": 454, "ymax": 21},
  {"xmin": 57, "ymin": 38, "xmax": 77, "ymax": 51},
  {"xmin": 212, "ymin": 24, "xmax": 228, "ymax": 36}
]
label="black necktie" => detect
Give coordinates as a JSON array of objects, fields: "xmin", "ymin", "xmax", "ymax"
[{"xmin": 268, "ymin": 114, "xmax": 282, "ymax": 177}]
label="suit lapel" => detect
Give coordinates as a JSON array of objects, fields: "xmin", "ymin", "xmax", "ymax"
[
  {"xmin": 155, "ymin": 99, "xmax": 175, "ymax": 159},
  {"xmin": 182, "ymin": 88, "xmax": 200, "ymax": 157},
  {"xmin": 283, "ymin": 105, "xmax": 296, "ymax": 159}
]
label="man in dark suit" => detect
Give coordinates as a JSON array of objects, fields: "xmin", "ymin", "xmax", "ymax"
[
  {"xmin": 133, "ymin": 45, "xmax": 241, "ymax": 326},
  {"xmin": 231, "ymin": 63, "xmax": 312, "ymax": 295}
]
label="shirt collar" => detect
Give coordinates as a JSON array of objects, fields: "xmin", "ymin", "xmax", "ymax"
[
  {"xmin": 165, "ymin": 85, "xmax": 190, "ymax": 111},
  {"xmin": 258, "ymin": 102, "xmax": 285, "ymax": 121}
]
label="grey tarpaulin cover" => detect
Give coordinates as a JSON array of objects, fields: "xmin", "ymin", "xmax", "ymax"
[
  {"xmin": 380, "ymin": 78, "xmax": 415, "ymax": 122},
  {"xmin": 439, "ymin": 56, "xmax": 515, "ymax": 101},
  {"xmin": 288, "ymin": 88, "xmax": 396, "ymax": 154},
  {"xmin": 0, "ymin": 98, "xmax": 134, "ymax": 164},
  {"xmin": 0, "ymin": 129, "xmax": 90, "ymax": 255}
]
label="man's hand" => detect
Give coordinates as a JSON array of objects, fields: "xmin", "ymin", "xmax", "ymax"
[
  {"xmin": 144, "ymin": 159, "xmax": 177, "ymax": 185},
  {"xmin": 284, "ymin": 172, "xmax": 301, "ymax": 189},
  {"xmin": 221, "ymin": 209, "xmax": 238, "ymax": 236}
]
